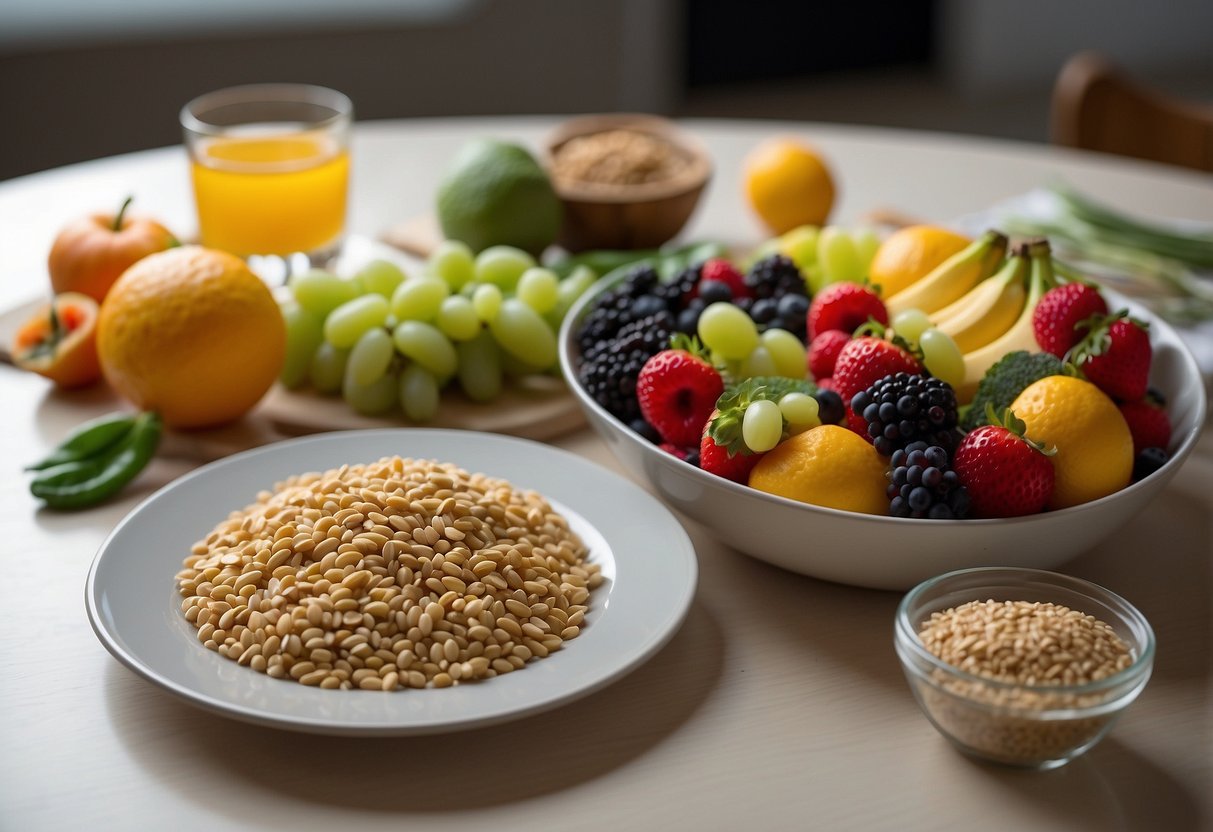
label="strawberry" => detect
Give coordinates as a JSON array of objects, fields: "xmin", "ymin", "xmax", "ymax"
[
  {"xmin": 1032, "ymin": 283, "xmax": 1108, "ymax": 357},
  {"xmin": 1119, "ymin": 392, "xmax": 1171, "ymax": 455},
  {"xmin": 636, "ymin": 341, "xmax": 724, "ymax": 447},
  {"xmin": 832, "ymin": 336, "xmax": 921, "ymax": 442},
  {"xmin": 1070, "ymin": 311, "xmax": 1151, "ymax": 402},
  {"xmin": 953, "ymin": 409, "xmax": 1055, "ymax": 518},
  {"xmin": 807, "ymin": 283, "xmax": 888, "ymax": 341},
  {"xmin": 699, "ymin": 416, "xmax": 762, "ymax": 483},
  {"xmin": 659, "ymin": 442, "xmax": 693, "ymax": 461},
  {"xmin": 807, "ymin": 330, "xmax": 850, "ymax": 379},
  {"xmin": 696, "ymin": 258, "xmax": 749, "ymax": 300}
]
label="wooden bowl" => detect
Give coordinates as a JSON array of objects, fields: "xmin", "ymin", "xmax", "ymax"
[{"xmin": 546, "ymin": 114, "xmax": 712, "ymax": 252}]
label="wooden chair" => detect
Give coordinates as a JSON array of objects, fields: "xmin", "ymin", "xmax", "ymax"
[{"xmin": 1051, "ymin": 52, "xmax": 1213, "ymax": 172}]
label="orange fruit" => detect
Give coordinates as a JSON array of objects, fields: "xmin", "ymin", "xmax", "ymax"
[
  {"xmin": 11, "ymin": 292, "xmax": 102, "ymax": 388},
  {"xmin": 97, "ymin": 246, "xmax": 285, "ymax": 429},
  {"xmin": 868, "ymin": 226, "xmax": 970, "ymax": 297},
  {"xmin": 743, "ymin": 138, "xmax": 836, "ymax": 235},
  {"xmin": 1010, "ymin": 376, "xmax": 1133, "ymax": 509},
  {"xmin": 748, "ymin": 425, "xmax": 889, "ymax": 515}
]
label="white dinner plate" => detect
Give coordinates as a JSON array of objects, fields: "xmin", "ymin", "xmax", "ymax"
[{"xmin": 86, "ymin": 429, "xmax": 697, "ymax": 736}]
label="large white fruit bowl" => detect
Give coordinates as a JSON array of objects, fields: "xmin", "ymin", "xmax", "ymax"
[{"xmin": 558, "ymin": 277, "xmax": 1207, "ymax": 591}]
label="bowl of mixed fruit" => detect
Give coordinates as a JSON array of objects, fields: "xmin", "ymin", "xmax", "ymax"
[{"xmin": 558, "ymin": 226, "xmax": 1206, "ymax": 590}]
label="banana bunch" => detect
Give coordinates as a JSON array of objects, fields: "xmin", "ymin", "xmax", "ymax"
[
  {"xmin": 953, "ymin": 240, "xmax": 1055, "ymax": 401},
  {"xmin": 884, "ymin": 231, "xmax": 1007, "ymax": 318},
  {"xmin": 883, "ymin": 231, "xmax": 1058, "ymax": 403}
]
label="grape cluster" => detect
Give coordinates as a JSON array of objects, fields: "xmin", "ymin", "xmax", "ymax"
[
  {"xmin": 283, "ymin": 241, "xmax": 595, "ymax": 422},
  {"xmin": 887, "ymin": 442, "xmax": 970, "ymax": 519},
  {"xmin": 851, "ymin": 373, "xmax": 960, "ymax": 456}
]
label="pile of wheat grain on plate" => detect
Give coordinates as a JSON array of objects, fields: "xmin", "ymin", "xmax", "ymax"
[{"xmin": 175, "ymin": 456, "xmax": 600, "ymax": 690}]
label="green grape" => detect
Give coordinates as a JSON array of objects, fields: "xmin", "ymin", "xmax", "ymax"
[
  {"xmin": 289, "ymin": 268, "xmax": 357, "ymax": 316},
  {"xmin": 392, "ymin": 320, "xmax": 458, "ymax": 380},
  {"xmin": 436, "ymin": 295, "xmax": 481, "ymax": 341},
  {"xmin": 779, "ymin": 225, "xmax": 819, "ymax": 271},
  {"xmin": 324, "ymin": 294, "xmax": 390, "ymax": 348},
  {"xmin": 279, "ymin": 302, "xmax": 325, "ymax": 389},
  {"xmin": 347, "ymin": 327, "xmax": 394, "ymax": 386},
  {"xmin": 390, "ymin": 275, "xmax": 449, "ymax": 322},
  {"xmin": 399, "ymin": 364, "xmax": 440, "ymax": 422},
  {"xmin": 761, "ymin": 328, "xmax": 808, "ymax": 379},
  {"xmin": 456, "ymin": 330, "xmax": 503, "ymax": 402},
  {"xmin": 429, "ymin": 240, "xmax": 476, "ymax": 290},
  {"xmin": 698, "ymin": 302, "xmax": 759, "ymax": 361},
  {"xmin": 310, "ymin": 342, "xmax": 350, "ymax": 394},
  {"xmin": 739, "ymin": 345, "xmax": 778, "ymax": 378},
  {"xmin": 356, "ymin": 259, "xmax": 407, "ymax": 298},
  {"xmin": 742, "ymin": 400, "xmax": 783, "ymax": 453},
  {"xmin": 919, "ymin": 328, "xmax": 965, "ymax": 389},
  {"xmin": 891, "ymin": 308, "xmax": 931, "ymax": 345},
  {"xmin": 459, "ymin": 280, "xmax": 482, "ymax": 299},
  {"xmin": 851, "ymin": 227, "xmax": 880, "ymax": 272},
  {"xmin": 779, "ymin": 392, "xmax": 820, "ymax": 433},
  {"xmin": 489, "ymin": 298, "xmax": 557, "ymax": 369},
  {"xmin": 474, "ymin": 245, "xmax": 534, "ymax": 290},
  {"xmin": 816, "ymin": 226, "xmax": 861, "ymax": 291},
  {"xmin": 546, "ymin": 265, "xmax": 598, "ymax": 329},
  {"xmin": 472, "ymin": 284, "xmax": 503, "ymax": 322},
  {"xmin": 516, "ymin": 267, "xmax": 560, "ymax": 313},
  {"xmin": 342, "ymin": 366, "xmax": 399, "ymax": 416}
]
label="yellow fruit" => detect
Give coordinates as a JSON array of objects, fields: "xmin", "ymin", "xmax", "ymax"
[
  {"xmin": 743, "ymin": 138, "xmax": 836, "ymax": 235},
  {"xmin": 748, "ymin": 425, "xmax": 888, "ymax": 515},
  {"xmin": 1010, "ymin": 376, "xmax": 1133, "ymax": 510},
  {"xmin": 97, "ymin": 246, "xmax": 286, "ymax": 429},
  {"xmin": 868, "ymin": 226, "xmax": 971, "ymax": 297}
]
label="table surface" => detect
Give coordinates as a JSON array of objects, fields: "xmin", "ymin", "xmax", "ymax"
[{"xmin": 2, "ymin": 118, "xmax": 1211, "ymax": 832}]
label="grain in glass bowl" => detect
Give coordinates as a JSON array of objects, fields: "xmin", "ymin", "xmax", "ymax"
[{"xmin": 894, "ymin": 567, "xmax": 1154, "ymax": 769}]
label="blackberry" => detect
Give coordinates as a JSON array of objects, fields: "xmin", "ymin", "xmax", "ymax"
[
  {"xmin": 851, "ymin": 373, "xmax": 960, "ymax": 456},
  {"xmin": 1132, "ymin": 447, "xmax": 1168, "ymax": 482},
  {"xmin": 745, "ymin": 254, "xmax": 808, "ymax": 301},
  {"xmin": 887, "ymin": 441, "xmax": 970, "ymax": 519},
  {"xmin": 575, "ymin": 264, "xmax": 664, "ymax": 354},
  {"xmin": 654, "ymin": 264, "xmax": 701, "ymax": 313},
  {"xmin": 577, "ymin": 311, "xmax": 674, "ymax": 424}
]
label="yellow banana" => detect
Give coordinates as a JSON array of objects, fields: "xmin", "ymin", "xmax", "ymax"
[
  {"xmin": 885, "ymin": 230, "xmax": 1007, "ymax": 318},
  {"xmin": 930, "ymin": 252, "xmax": 1029, "ymax": 353},
  {"xmin": 957, "ymin": 241, "xmax": 1053, "ymax": 403}
]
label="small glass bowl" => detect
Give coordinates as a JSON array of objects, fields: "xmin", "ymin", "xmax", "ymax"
[{"xmin": 894, "ymin": 567, "xmax": 1155, "ymax": 770}]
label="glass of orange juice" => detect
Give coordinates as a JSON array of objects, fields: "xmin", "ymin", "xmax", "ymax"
[{"xmin": 181, "ymin": 84, "xmax": 352, "ymax": 266}]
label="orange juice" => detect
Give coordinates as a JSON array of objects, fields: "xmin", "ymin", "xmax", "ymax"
[{"xmin": 191, "ymin": 133, "xmax": 349, "ymax": 257}]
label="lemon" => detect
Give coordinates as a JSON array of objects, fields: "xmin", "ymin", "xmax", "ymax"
[
  {"xmin": 436, "ymin": 139, "xmax": 563, "ymax": 255},
  {"xmin": 1011, "ymin": 376, "xmax": 1133, "ymax": 509},
  {"xmin": 97, "ymin": 246, "xmax": 285, "ymax": 429},
  {"xmin": 743, "ymin": 138, "xmax": 836, "ymax": 235},
  {"xmin": 868, "ymin": 225, "xmax": 971, "ymax": 297},
  {"xmin": 748, "ymin": 425, "xmax": 888, "ymax": 515}
]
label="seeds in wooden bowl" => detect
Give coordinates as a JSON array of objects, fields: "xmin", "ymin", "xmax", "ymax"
[
  {"xmin": 913, "ymin": 599, "xmax": 1135, "ymax": 765},
  {"xmin": 551, "ymin": 129, "xmax": 688, "ymax": 187},
  {"xmin": 175, "ymin": 456, "xmax": 600, "ymax": 691}
]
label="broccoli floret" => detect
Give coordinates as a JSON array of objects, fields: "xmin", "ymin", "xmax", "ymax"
[{"xmin": 962, "ymin": 351, "xmax": 1066, "ymax": 431}]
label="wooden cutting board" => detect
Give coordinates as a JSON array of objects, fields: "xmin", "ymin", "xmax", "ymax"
[{"xmin": 1, "ymin": 294, "xmax": 586, "ymax": 462}]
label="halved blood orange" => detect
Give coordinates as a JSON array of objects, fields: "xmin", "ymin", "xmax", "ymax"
[{"xmin": 12, "ymin": 292, "xmax": 102, "ymax": 388}]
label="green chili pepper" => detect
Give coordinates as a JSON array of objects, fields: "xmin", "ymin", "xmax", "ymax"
[
  {"xmin": 30, "ymin": 412, "xmax": 162, "ymax": 509},
  {"xmin": 25, "ymin": 412, "xmax": 138, "ymax": 471}
]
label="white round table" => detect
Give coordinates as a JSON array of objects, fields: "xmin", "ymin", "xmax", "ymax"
[{"xmin": 2, "ymin": 118, "xmax": 1211, "ymax": 831}]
